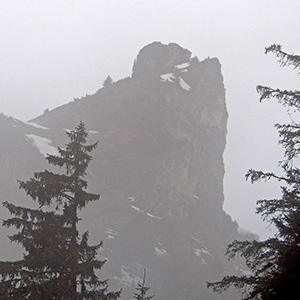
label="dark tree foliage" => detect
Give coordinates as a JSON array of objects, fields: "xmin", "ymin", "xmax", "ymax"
[
  {"xmin": 103, "ymin": 76, "xmax": 113, "ymax": 88},
  {"xmin": 207, "ymin": 45, "xmax": 300, "ymax": 300},
  {"xmin": 133, "ymin": 269, "xmax": 154, "ymax": 300},
  {"xmin": 0, "ymin": 122, "xmax": 121, "ymax": 300}
]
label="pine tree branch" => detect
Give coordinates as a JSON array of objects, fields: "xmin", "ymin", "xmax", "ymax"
[
  {"xmin": 256, "ymin": 86, "xmax": 300, "ymax": 110},
  {"xmin": 245, "ymin": 169, "xmax": 287, "ymax": 184},
  {"xmin": 265, "ymin": 44, "xmax": 300, "ymax": 71}
]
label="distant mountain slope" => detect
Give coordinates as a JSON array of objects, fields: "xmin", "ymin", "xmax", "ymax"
[{"xmin": 1, "ymin": 42, "xmax": 253, "ymax": 300}]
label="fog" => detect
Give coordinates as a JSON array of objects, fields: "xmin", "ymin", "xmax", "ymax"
[{"xmin": 1, "ymin": 0, "xmax": 300, "ymax": 239}]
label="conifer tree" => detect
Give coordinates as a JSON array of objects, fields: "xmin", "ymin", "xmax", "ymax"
[
  {"xmin": 0, "ymin": 122, "xmax": 121, "ymax": 300},
  {"xmin": 103, "ymin": 76, "xmax": 113, "ymax": 87},
  {"xmin": 133, "ymin": 269, "xmax": 154, "ymax": 300},
  {"xmin": 207, "ymin": 45, "xmax": 300, "ymax": 300}
]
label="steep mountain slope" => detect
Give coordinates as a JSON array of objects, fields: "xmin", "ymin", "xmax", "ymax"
[{"xmin": 0, "ymin": 42, "xmax": 251, "ymax": 299}]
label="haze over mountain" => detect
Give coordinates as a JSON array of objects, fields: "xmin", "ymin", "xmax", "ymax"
[{"xmin": 0, "ymin": 42, "xmax": 255, "ymax": 299}]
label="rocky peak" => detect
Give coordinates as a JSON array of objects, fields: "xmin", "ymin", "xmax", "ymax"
[
  {"xmin": 132, "ymin": 42, "xmax": 192, "ymax": 80},
  {"xmin": 0, "ymin": 43, "xmax": 249, "ymax": 300}
]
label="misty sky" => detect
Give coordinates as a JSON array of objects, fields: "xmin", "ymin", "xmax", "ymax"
[{"xmin": 1, "ymin": 0, "xmax": 300, "ymax": 239}]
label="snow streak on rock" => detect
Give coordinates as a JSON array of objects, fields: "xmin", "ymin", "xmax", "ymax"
[
  {"xmin": 9, "ymin": 116, "xmax": 49, "ymax": 130},
  {"xmin": 154, "ymin": 247, "xmax": 167, "ymax": 257},
  {"xmin": 24, "ymin": 121, "xmax": 49, "ymax": 130},
  {"xmin": 25, "ymin": 134, "xmax": 58, "ymax": 157},
  {"xmin": 105, "ymin": 228, "xmax": 117, "ymax": 239},
  {"xmin": 131, "ymin": 205, "xmax": 144, "ymax": 213},
  {"xmin": 146, "ymin": 212, "xmax": 162, "ymax": 219},
  {"xmin": 179, "ymin": 77, "xmax": 191, "ymax": 91},
  {"xmin": 174, "ymin": 61, "xmax": 190, "ymax": 70},
  {"xmin": 160, "ymin": 73, "xmax": 175, "ymax": 82},
  {"xmin": 113, "ymin": 265, "xmax": 141, "ymax": 287}
]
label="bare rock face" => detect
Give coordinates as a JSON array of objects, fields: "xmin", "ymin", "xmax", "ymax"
[
  {"xmin": 0, "ymin": 42, "xmax": 249, "ymax": 300},
  {"xmin": 132, "ymin": 42, "xmax": 192, "ymax": 80}
]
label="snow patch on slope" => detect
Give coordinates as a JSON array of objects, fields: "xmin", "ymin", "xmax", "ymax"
[
  {"xmin": 105, "ymin": 228, "xmax": 117, "ymax": 239},
  {"xmin": 9, "ymin": 116, "xmax": 48, "ymax": 130},
  {"xmin": 160, "ymin": 73, "xmax": 191, "ymax": 91},
  {"xmin": 179, "ymin": 77, "xmax": 191, "ymax": 91},
  {"xmin": 128, "ymin": 196, "xmax": 135, "ymax": 202},
  {"xmin": 193, "ymin": 247, "xmax": 214, "ymax": 264},
  {"xmin": 146, "ymin": 212, "xmax": 162, "ymax": 219},
  {"xmin": 25, "ymin": 121, "xmax": 49, "ymax": 130},
  {"xmin": 130, "ymin": 198, "xmax": 162, "ymax": 219},
  {"xmin": 160, "ymin": 73, "xmax": 175, "ymax": 82},
  {"xmin": 131, "ymin": 205, "xmax": 144, "ymax": 213},
  {"xmin": 175, "ymin": 61, "xmax": 190, "ymax": 70},
  {"xmin": 154, "ymin": 247, "xmax": 168, "ymax": 257},
  {"xmin": 193, "ymin": 194, "xmax": 202, "ymax": 201},
  {"xmin": 192, "ymin": 237, "xmax": 202, "ymax": 244},
  {"xmin": 193, "ymin": 248, "xmax": 214, "ymax": 258},
  {"xmin": 11, "ymin": 117, "xmax": 48, "ymax": 129},
  {"xmin": 113, "ymin": 265, "xmax": 141, "ymax": 287},
  {"xmin": 25, "ymin": 134, "xmax": 58, "ymax": 157}
]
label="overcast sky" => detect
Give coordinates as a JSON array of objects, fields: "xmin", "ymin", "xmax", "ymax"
[{"xmin": 1, "ymin": 0, "xmax": 300, "ymax": 239}]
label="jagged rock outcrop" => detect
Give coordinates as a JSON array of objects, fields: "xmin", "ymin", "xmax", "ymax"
[
  {"xmin": 0, "ymin": 42, "xmax": 252, "ymax": 299},
  {"xmin": 132, "ymin": 42, "xmax": 192, "ymax": 79}
]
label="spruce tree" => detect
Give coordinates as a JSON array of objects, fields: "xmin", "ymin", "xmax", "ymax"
[
  {"xmin": 207, "ymin": 45, "xmax": 300, "ymax": 300},
  {"xmin": 0, "ymin": 122, "xmax": 121, "ymax": 300},
  {"xmin": 103, "ymin": 76, "xmax": 113, "ymax": 88},
  {"xmin": 133, "ymin": 269, "xmax": 154, "ymax": 300}
]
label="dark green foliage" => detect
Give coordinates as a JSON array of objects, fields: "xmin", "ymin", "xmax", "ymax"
[
  {"xmin": 207, "ymin": 46, "xmax": 300, "ymax": 299},
  {"xmin": 133, "ymin": 269, "xmax": 154, "ymax": 300},
  {"xmin": 103, "ymin": 76, "xmax": 113, "ymax": 87},
  {"xmin": 0, "ymin": 122, "xmax": 121, "ymax": 299}
]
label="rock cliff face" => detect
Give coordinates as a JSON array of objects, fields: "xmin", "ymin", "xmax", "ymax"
[{"xmin": 0, "ymin": 42, "xmax": 250, "ymax": 299}]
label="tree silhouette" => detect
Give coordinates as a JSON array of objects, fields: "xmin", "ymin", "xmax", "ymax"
[
  {"xmin": 133, "ymin": 269, "xmax": 154, "ymax": 300},
  {"xmin": 0, "ymin": 122, "xmax": 121, "ymax": 299},
  {"xmin": 207, "ymin": 45, "xmax": 300, "ymax": 300},
  {"xmin": 103, "ymin": 75, "xmax": 113, "ymax": 87}
]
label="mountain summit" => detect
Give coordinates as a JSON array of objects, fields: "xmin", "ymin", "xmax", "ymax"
[
  {"xmin": 0, "ymin": 42, "xmax": 250, "ymax": 299},
  {"xmin": 132, "ymin": 42, "xmax": 192, "ymax": 80}
]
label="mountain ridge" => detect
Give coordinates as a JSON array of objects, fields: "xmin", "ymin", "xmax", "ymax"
[{"xmin": 0, "ymin": 42, "xmax": 252, "ymax": 300}]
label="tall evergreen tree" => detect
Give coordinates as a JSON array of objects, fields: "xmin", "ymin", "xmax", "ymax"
[
  {"xmin": 0, "ymin": 122, "xmax": 121, "ymax": 300},
  {"xmin": 133, "ymin": 269, "xmax": 154, "ymax": 300},
  {"xmin": 207, "ymin": 45, "xmax": 300, "ymax": 300}
]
